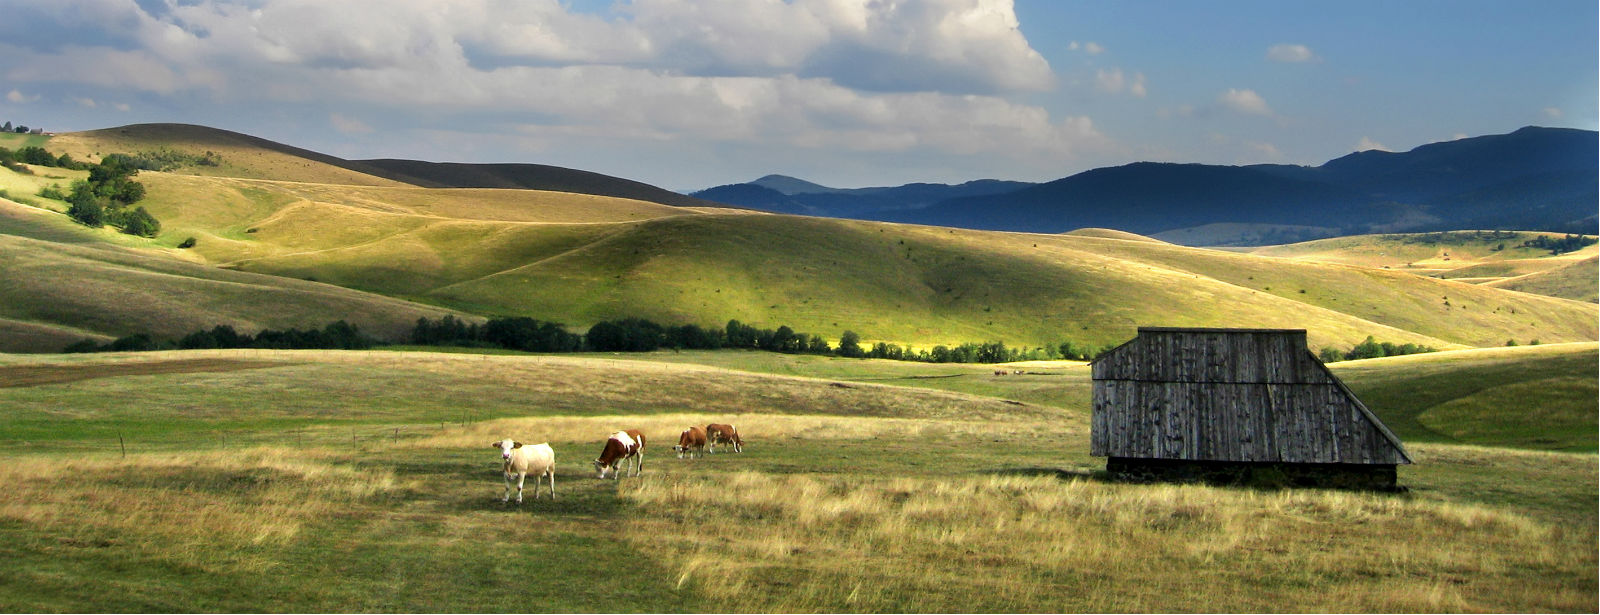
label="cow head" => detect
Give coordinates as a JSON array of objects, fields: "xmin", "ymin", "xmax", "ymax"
[
  {"xmin": 492, "ymin": 439, "xmax": 523, "ymax": 460},
  {"xmin": 593, "ymin": 459, "xmax": 613, "ymax": 479}
]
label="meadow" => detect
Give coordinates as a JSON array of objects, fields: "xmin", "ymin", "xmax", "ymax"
[{"xmin": 0, "ymin": 347, "xmax": 1592, "ymax": 612}]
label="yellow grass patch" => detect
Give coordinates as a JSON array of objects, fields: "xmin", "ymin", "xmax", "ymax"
[{"xmin": 619, "ymin": 470, "xmax": 1591, "ymax": 612}]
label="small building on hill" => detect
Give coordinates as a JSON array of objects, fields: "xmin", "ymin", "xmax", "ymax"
[{"xmin": 1090, "ymin": 327, "xmax": 1411, "ymax": 489}]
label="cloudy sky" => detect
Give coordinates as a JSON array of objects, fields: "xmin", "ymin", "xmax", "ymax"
[{"xmin": 1, "ymin": 0, "xmax": 1594, "ymax": 190}]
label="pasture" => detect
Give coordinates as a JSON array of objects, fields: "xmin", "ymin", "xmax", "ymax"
[{"xmin": 0, "ymin": 348, "xmax": 1593, "ymax": 612}]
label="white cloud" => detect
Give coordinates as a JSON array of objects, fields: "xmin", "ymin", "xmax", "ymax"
[
  {"xmin": 1542, "ymin": 107, "xmax": 1564, "ymax": 119},
  {"xmin": 1356, "ymin": 136, "xmax": 1390, "ymax": 152},
  {"xmin": 1068, "ymin": 41, "xmax": 1105, "ymax": 55},
  {"xmin": 6, "ymin": 89, "xmax": 39, "ymax": 103},
  {"xmin": 1095, "ymin": 68, "xmax": 1146, "ymax": 98},
  {"xmin": 1218, "ymin": 88, "xmax": 1272, "ymax": 115},
  {"xmin": 1266, "ymin": 44, "xmax": 1317, "ymax": 63},
  {"xmin": 0, "ymin": 0, "xmax": 1112, "ymax": 184},
  {"xmin": 71, "ymin": 96, "xmax": 97, "ymax": 108}
]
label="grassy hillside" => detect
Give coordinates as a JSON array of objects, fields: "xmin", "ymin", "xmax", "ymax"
[
  {"xmin": 1332, "ymin": 343, "xmax": 1598, "ymax": 452},
  {"xmin": 42, "ymin": 124, "xmax": 409, "ymax": 187},
  {"xmin": 1250, "ymin": 231, "xmax": 1598, "ymax": 277},
  {"xmin": 0, "ymin": 349, "xmax": 1591, "ymax": 611},
  {"xmin": 1483, "ymin": 256, "xmax": 1598, "ymax": 303},
  {"xmin": 0, "ymin": 200, "xmax": 466, "ymax": 351},
  {"xmin": 1, "ymin": 124, "xmax": 1594, "ymax": 354}
]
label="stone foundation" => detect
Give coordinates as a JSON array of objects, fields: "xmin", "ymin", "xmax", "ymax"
[{"xmin": 1106, "ymin": 457, "xmax": 1399, "ymax": 490}]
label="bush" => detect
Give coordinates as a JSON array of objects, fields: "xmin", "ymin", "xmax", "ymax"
[
  {"xmin": 120, "ymin": 206, "xmax": 161, "ymax": 237},
  {"xmin": 66, "ymin": 197, "xmax": 106, "ymax": 228},
  {"xmin": 177, "ymin": 236, "xmax": 198, "ymax": 249},
  {"xmin": 36, "ymin": 184, "xmax": 67, "ymax": 201}
]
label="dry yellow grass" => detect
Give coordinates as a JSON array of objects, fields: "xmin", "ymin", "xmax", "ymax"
[
  {"xmin": 619, "ymin": 469, "xmax": 1591, "ymax": 612},
  {"xmin": 0, "ymin": 448, "xmax": 407, "ymax": 572}
]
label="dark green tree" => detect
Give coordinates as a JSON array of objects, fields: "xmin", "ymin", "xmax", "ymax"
[{"xmin": 837, "ymin": 330, "xmax": 863, "ymax": 358}]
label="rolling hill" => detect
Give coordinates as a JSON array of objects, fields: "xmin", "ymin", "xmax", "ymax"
[
  {"xmin": 0, "ymin": 123, "xmax": 1594, "ymax": 354},
  {"xmin": 0, "ymin": 197, "xmax": 465, "ymax": 353},
  {"xmin": 36, "ymin": 123, "xmax": 717, "ymax": 210}
]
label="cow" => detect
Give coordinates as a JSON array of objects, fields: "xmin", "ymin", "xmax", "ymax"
[
  {"xmin": 491, "ymin": 439, "xmax": 555, "ymax": 504},
  {"xmin": 706, "ymin": 423, "xmax": 743, "ymax": 453},
  {"xmin": 593, "ymin": 429, "xmax": 645, "ymax": 479},
  {"xmin": 674, "ymin": 426, "xmax": 707, "ymax": 459}
]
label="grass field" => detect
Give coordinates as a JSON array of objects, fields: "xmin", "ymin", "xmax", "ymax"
[{"xmin": 0, "ymin": 348, "xmax": 1592, "ymax": 612}]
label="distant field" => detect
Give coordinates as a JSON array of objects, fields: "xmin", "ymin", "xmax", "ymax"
[
  {"xmin": 1250, "ymin": 232, "xmax": 1599, "ymax": 302},
  {"xmin": 0, "ymin": 348, "xmax": 1591, "ymax": 612},
  {"xmin": 1483, "ymin": 256, "xmax": 1598, "ymax": 303}
]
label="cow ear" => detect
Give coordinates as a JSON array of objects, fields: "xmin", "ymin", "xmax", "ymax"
[
  {"xmin": 490, "ymin": 441, "xmax": 501, "ymax": 448},
  {"xmin": 513, "ymin": 441, "xmax": 524, "ymax": 449}
]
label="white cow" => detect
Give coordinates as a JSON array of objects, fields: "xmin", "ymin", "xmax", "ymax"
[{"xmin": 492, "ymin": 439, "xmax": 555, "ymax": 504}]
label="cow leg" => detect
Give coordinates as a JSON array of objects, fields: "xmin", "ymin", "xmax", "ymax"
[
  {"xmin": 516, "ymin": 472, "xmax": 526, "ymax": 504},
  {"xmin": 547, "ymin": 470, "xmax": 556, "ymax": 499},
  {"xmin": 502, "ymin": 473, "xmax": 512, "ymax": 503}
]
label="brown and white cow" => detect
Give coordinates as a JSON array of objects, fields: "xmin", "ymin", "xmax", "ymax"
[
  {"xmin": 674, "ymin": 426, "xmax": 707, "ymax": 459},
  {"xmin": 705, "ymin": 423, "xmax": 743, "ymax": 453},
  {"xmin": 593, "ymin": 429, "xmax": 645, "ymax": 479}
]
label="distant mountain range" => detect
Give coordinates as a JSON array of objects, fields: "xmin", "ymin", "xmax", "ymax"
[
  {"xmin": 691, "ymin": 126, "xmax": 1597, "ymax": 245},
  {"xmin": 693, "ymin": 175, "xmax": 1032, "ymax": 218}
]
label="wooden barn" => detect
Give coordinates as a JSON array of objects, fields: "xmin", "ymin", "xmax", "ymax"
[{"xmin": 1090, "ymin": 327, "xmax": 1412, "ymax": 489}]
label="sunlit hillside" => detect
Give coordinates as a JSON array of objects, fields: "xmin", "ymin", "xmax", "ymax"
[{"xmin": 0, "ymin": 124, "xmax": 1594, "ymax": 353}]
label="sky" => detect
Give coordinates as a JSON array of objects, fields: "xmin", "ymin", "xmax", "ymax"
[{"xmin": 0, "ymin": 0, "xmax": 1594, "ymax": 191}]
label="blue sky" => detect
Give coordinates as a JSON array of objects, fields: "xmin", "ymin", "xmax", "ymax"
[{"xmin": 0, "ymin": 0, "xmax": 1593, "ymax": 191}]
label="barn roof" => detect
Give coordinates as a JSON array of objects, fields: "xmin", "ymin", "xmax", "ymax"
[{"xmin": 1091, "ymin": 327, "xmax": 1412, "ymax": 465}]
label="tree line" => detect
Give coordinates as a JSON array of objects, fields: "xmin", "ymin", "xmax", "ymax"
[
  {"xmin": 1317, "ymin": 336, "xmax": 1437, "ymax": 363},
  {"xmin": 68, "ymin": 315, "xmax": 1118, "ymax": 365},
  {"xmin": 1521, "ymin": 233, "xmax": 1597, "ymax": 255},
  {"xmin": 65, "ymin": 321, "xmax": 378, "ymax": 353}
]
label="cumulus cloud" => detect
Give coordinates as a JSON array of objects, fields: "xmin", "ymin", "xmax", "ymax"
[
  {"xmin": 1356, "ymin": 136, "xmax": 1390, "ymax": 152},
  {"xmin": 0, "ymin": 0, "xmax": 1117, "ymax": 181},
  {"xmin": 1542, "ymin": 107, "xmax": 1564, "ymax": 119},
  {"xmin": 1266, "ymin": 44, "xmax": 1317, "ymax": 63},
  {"xmin": 6, "ymin": 89, "xmax": 39, "ymax": 103},
  {"xmin": 1218, "ymin": 88, "xmax": 1272, "ymax": 115}
]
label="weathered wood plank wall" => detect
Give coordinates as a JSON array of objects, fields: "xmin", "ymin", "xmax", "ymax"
[{"xmin": 1090, "ymin": 328, "xmax": 1408, "ymax": 465}]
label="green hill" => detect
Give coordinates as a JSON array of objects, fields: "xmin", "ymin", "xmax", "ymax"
[
  {"xmin": 1483, "ymin": 257, "xmax": 1598, "ymax": 303},
  {"xmin": 0, "ymin": 124, "xmax": 1594, "ymax": 353},
  {"xmin": 0, "ymin": 198, "xmax": 465, "ymax": 352},
  {"xmin": 1333, "ymin": 343, "xmax": 1598, "ymax": 452}
]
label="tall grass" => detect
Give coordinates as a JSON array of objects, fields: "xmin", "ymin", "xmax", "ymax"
[{"xmin": 621, "ymin": 471, "xmax": 1593, "ymax": 612}]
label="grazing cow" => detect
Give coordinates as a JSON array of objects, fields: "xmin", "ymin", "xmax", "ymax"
[
  {"xmin": 706, "ymin": 423, "xmax": 743, "ymax": 453},
  {"xmin": 674, "ymin": 426, "xmax": 707, "ymax": 459},
  {"xmin": 593, "ymin": 429, "xmax": 645, "ymax": 479},
  {"xmin": 491, "ymin": 439, "xmax": 555, "ymax": 504}
]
